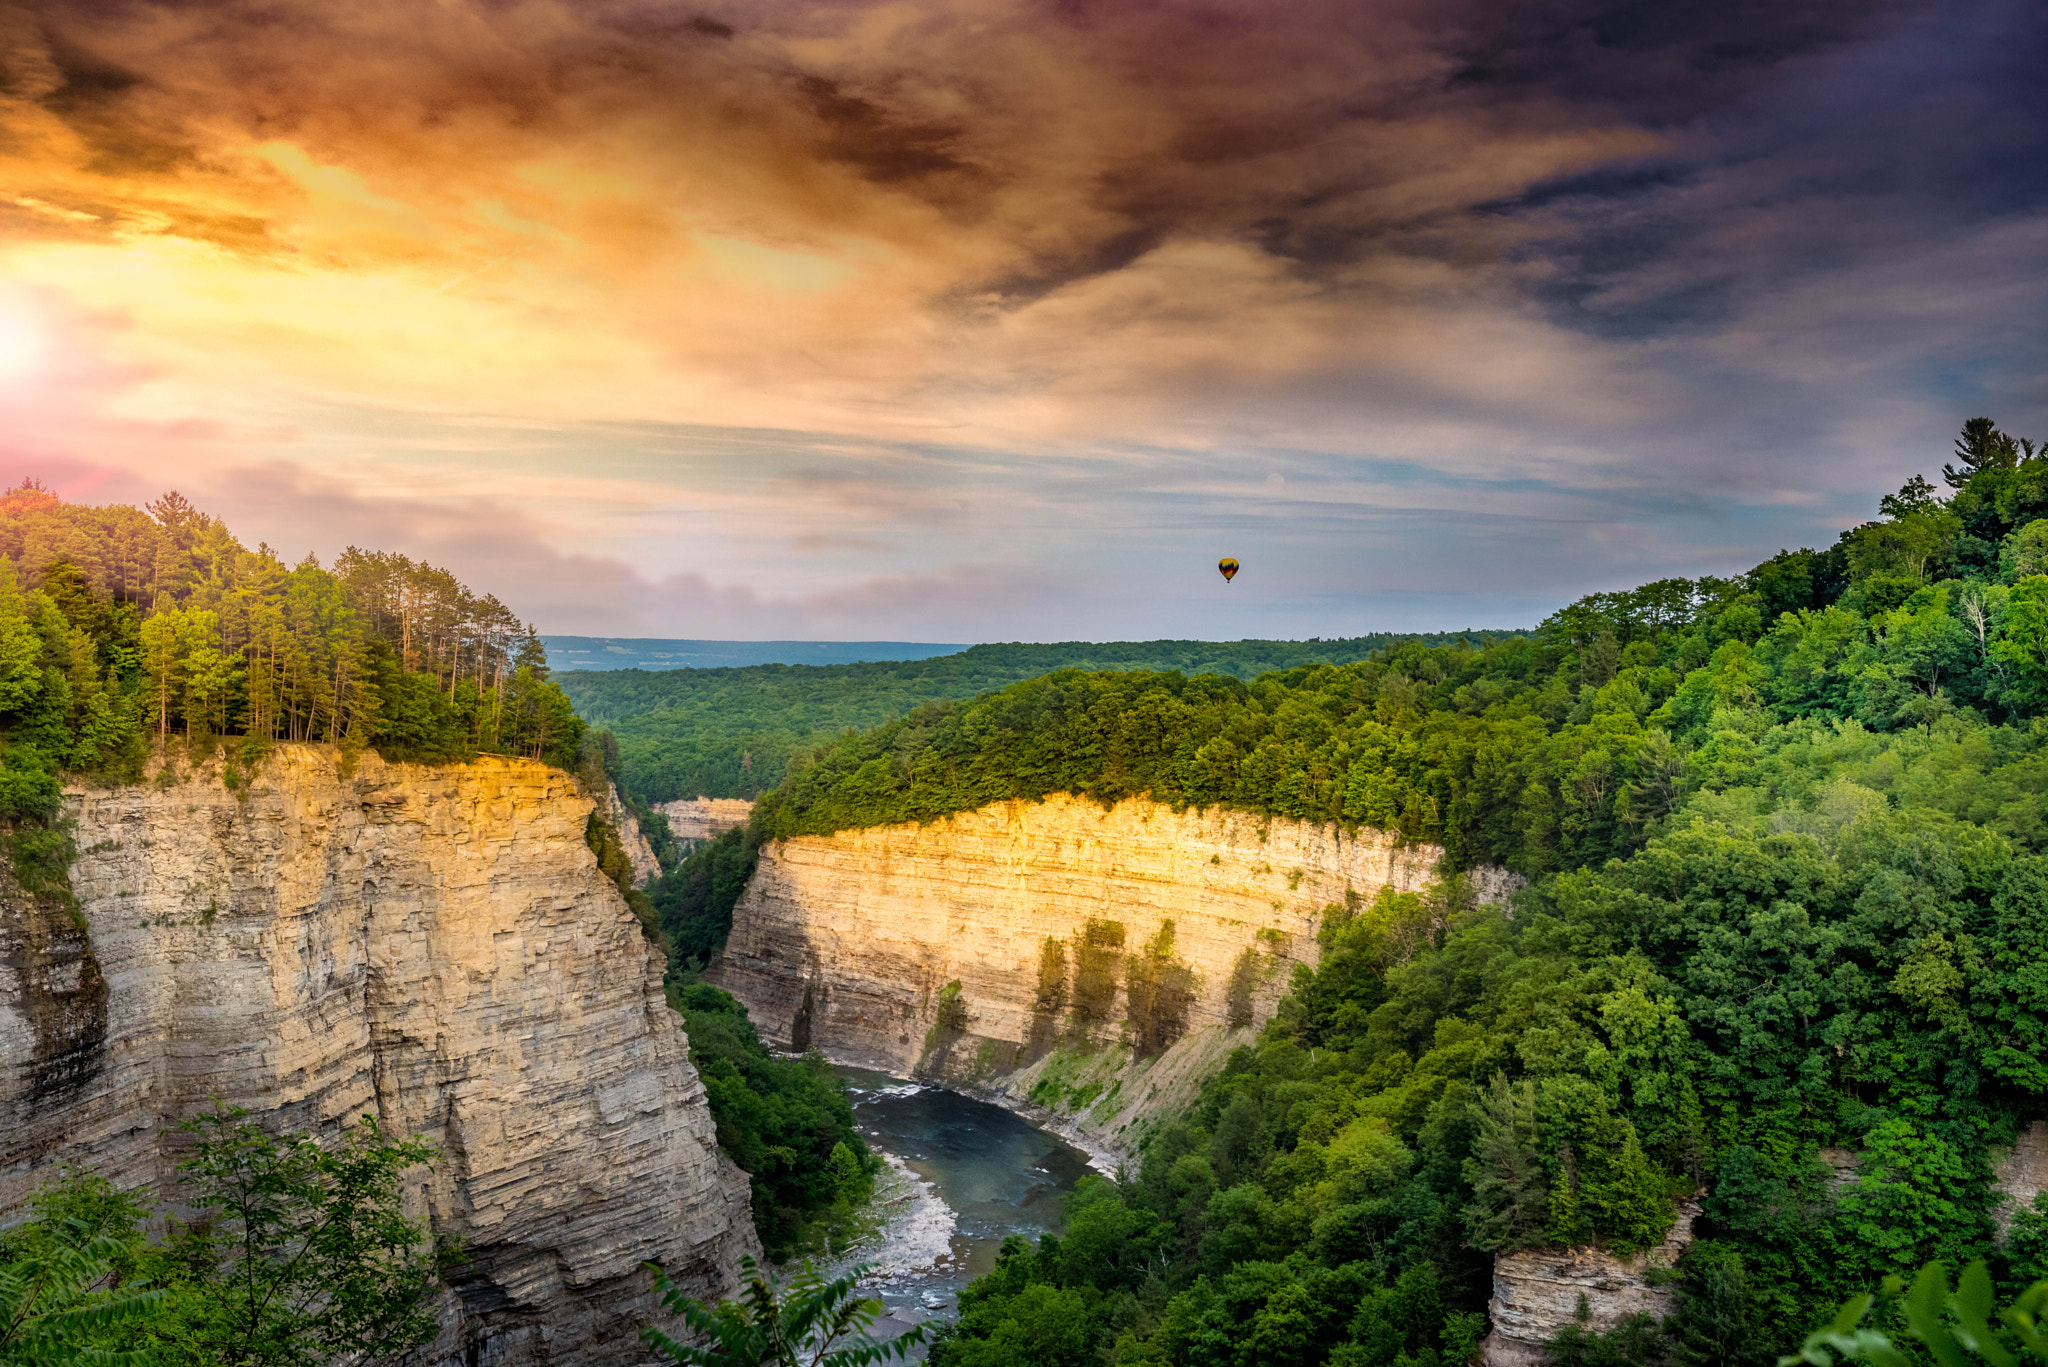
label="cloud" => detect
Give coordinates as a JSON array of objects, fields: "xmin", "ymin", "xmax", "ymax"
[{"xmin": 0, "ymin": 0, "xmax": 2041, "ymax": 637}]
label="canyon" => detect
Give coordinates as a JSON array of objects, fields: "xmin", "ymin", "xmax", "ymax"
[
  {"xmin": 707, "ymin": 793, "xmax": 1509, "ymax": 1156},
  {"xmin": 0, "ymin": 747, "xmax": 757, "ymax": 1366}
]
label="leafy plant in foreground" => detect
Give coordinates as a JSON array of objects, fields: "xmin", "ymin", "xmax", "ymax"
[
  {"xmin": 0, "ymin": 1225, "xmax": 163, "ymax": 1366},
  {"xmin": 1785, "ymin": 1261, "xmax": 2048, "ymax": 1366},
  {"xmin": 642, "ymin": 1256, "xmax": 924, "ymax": 1367},
  {"xmin": 155, "ymin": 1105, "xmax": 447, "ymax": 1367}
]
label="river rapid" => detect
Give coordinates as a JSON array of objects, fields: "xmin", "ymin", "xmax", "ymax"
[{"xmin": 831, "ymin": 1067, "xmax": 1098, "ymax": 1353}]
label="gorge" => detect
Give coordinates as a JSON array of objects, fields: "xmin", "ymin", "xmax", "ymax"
[
  {"xmin": 0, "ymin": 747, "xmax": 758, "ymax": 1366},
  {"xmin": 707, "ymin": 794, "xmax": 1507, "ymax": 1159}
]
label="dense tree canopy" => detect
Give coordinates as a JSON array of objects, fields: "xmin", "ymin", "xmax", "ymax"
[
  {"xmin": 0, "ymin": 479, "xmax": 585, "ymax": 827},
  {"xmin": 670, "ymin": 982, "xmax": 878, "ymax": 1257},
  {"xmin": 730, "ymin": 419, "xmax": 2048, "ymax": 1367},
  {"xmin": 558, "ymin": 634, "xmax": 1517, "ymax": 805},
  {"xmin": 0, "ymin": 1107, "xmax": 446, "ymax": 1367}
]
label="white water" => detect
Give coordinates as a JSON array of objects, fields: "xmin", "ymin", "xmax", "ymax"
[{"xmin": 829, "ymin": 1070, "xmax": 1095, "ymax": 1354}]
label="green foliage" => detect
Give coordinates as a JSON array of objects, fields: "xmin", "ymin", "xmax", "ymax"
[
  {"xmin": 585, "ymin": 806, "xmax": 664, "ymax": 945},
  {"xmin": 898, "ymin": 422, "xmax": 2048, "ymax": 1367},
  {"xmin": 668, "ymin": 983, "xmax": 875, "ymax": 1256},
  {"xmin": 1464, "ymin": 1075, "xmax": 1546, "ymax": 1251},
  {"xmin": 0, "ymin": 480, "xmax": 584, "ymax": 780},
  {"xmin": 1224, "ymin": 948, "xmax": 1258, "ymax": 1031},
  {"xmin": 651, "ymin": 824, "xmax": 765, "ymax": 969},
  {"xmin": 933, "ymin": 980, "xmax": 970, "ymax": 1035},
  {"xmin": 643, "ymin": 1255, "xmax": 924, "ymax": 1367},
  {"xmin": 1124, "ymin": 922, "xmax": 1198, "ymax": 1058},
  {"xmin": 1072, "ymin": 920, "xmax": 1126, "ymax": 1028},
  {"xmin": 152, "ymin": 1105, "xmax": 445, "ymax": 1367},
  {"xmin": 1785, "ymin": 1260, "xmax": 2048, "ymax": 1366},
  {"xmin": 0, "ymin": 1112, "xmax": 444, "ymax": 1367},
  {"xmin": 0, "ymin": 1203, "xmax": 164, "ymax": 1367},
  {"xmin": 557, "ymin": 634, "xmax": 1523, "ymax": 804},
  {"xmin": 2012, "ymin": 1196, "xmax": 2048, "ymax": 1294}
]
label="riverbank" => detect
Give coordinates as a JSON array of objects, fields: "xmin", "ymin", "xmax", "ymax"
[{"xmin": 829, "ymin": 1069, "xmax": 1095, "ymax": 1358}]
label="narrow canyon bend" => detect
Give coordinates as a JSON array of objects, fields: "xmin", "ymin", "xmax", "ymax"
[{"xmin": 0, "ymin": 748, "xmax": 758, "ymax": 1367}]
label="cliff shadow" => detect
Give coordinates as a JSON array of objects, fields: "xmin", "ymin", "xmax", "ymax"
[{"xmin": 0, "ymin": 855, "xmax": 108, "ymax": 1112}]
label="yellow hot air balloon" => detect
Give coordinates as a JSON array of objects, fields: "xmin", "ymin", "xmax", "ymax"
[{"xmin": 1218, "ymin": 557, "xmax": 1240, "ymax": 583}]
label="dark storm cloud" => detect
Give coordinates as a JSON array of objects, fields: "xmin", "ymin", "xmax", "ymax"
[
  {"xmin": 3, "ymin": 0, "xmax": 2043, "ymax": 639},
  {"xmin": 1498, "ymin": 0, "xmax": 2048, "ymax": 341},
  {"xmin": 1, "ymin": 0, "xmax": 1936, "ymax": 293}
]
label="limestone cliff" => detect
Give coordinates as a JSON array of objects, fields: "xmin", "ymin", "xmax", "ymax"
[
  {"xmin": 660, "ymin": 797, "xmax": 754, "ymax": 845},
  {"xmin": 0, "ymin": 748, "xmax": 758, "ymax": 1366},
  {"xmin": 1997, "ymin": 1120, "xmax": 2048, "ymax": 1235},
  {"xmin": 1480, "ymin": 1202, "xmax": 1699, "ymax": 1367},
  {"xmin": 603, "ymin": 781, "xmax": 663, "ymax": 886},
  {"xmin": 708, "ymin": 794, "xmax": 1507, "ymax": 1154}
]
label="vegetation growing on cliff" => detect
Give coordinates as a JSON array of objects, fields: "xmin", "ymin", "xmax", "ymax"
[
  {"xmin": 737, "ymin": 419, "xmax": 2048, "ymax": 1366},
  {"xmin": 557, "ymin": 634, "xmax": 1518, "ymax": 806},
  {"xmin": 653, "ymin": 823, "xmax": 765, "ymax": 970},
  {"xmin": 670, "ymin": 982, "xmax": 880, "ymax": 1258}
]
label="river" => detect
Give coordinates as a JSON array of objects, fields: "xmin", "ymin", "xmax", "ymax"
[{"xmin": 832, "ymin": 1067, "xmax": 1098, "ymax": 1355}]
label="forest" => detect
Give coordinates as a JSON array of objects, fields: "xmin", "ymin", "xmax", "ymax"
[
  {"xmin": 559, "ymin": 633, "xmax": 1515, "ymax": 805},
  {"xmin": 0, "ymin": 478, "xmax": 587, "ymax": 819},
  {"xmin": 0, "ymin": 479, "xmax": 870, "ymax": 1289},
  {"xmin": 714, "ymin": 419, "xmax": 2048, "ymax": 1366}
]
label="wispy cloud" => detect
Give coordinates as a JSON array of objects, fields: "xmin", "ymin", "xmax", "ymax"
[{"xmin": 0, "ymin": 0, "xmax": 2041, "ymax": 637}]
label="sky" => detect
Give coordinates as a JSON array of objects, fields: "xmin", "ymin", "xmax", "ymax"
[{"xmin": 0, "ymin": 0, "xmax": 2044, "ymax": 641}]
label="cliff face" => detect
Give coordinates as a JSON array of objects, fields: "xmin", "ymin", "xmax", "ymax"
[
  {"xmin": 1997, "ymin": 1120, "xmax": 2048, "ymax": 1235},
  {"xmin": 1480, "ymin": 1203, "xmax": 1699, "ymax": 1367},
  {"xmin": 0, "ymin": 748, "xmax": 757, "ymax": 1366},
  {"xmin": 660, "ymin": 797, "xmax": 753, "ymax": 845},
  {"xmin": 603, "ymin": 781, "xmax": 663, "ymax": 886},
  {"xmin": 707, "ymin": 794, "xmax": 1496, "ymax": 1149}
]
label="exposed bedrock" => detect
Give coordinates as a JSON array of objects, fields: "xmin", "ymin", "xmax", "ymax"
[
  {"xmin": 707, "ymin": 794, "xmax": 1511, "ymax": 1151},
  {"xmin": 1480, "ymin": 1202, "xmax": 1701, "ymax": 1367},
  {"xmin": 659, "ymin": 797, "xmax": 754, "ymax": 845},
  {"xmin": 603, "ymin": 780, "xmax": 663, "ymax": 886},
  {"xmin": 0, "ymin": 747, "xmax": 758, "ymax": 1367}
]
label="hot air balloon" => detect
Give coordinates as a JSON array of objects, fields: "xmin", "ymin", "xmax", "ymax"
[{"xmin": 1218, "ymin": 557, "xmax": 1240, "ymax": 583}]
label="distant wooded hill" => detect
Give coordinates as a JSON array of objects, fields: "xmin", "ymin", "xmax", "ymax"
[
  {"xmin": 557, "ymin": 634, "xmax": 1520, "ymax": 803},
  {"xmin": 742, "ymin": 416, "xmax": 2048, "ymax": 1367},
  {"xmin": 540, "ymin": 636, "xmax": 969, "ymax": 671}
]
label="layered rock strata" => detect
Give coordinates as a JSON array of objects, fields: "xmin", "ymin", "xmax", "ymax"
[
  {"xmin": 1481, "ymin": 1201, "xmax": 1700, "ymax": 1367},
  {"xmin": 604, "ymin": 781, "xmax": 663, "ymax": 886},
  {"xmin": 708, "ymin": 794, "xmax": 1504, "ymax": 1146},
  {"xmin": 0, "ymin": 748, "xmax": 757, "ymax": 1366},
  {"xmin": 659, "ymin": 797, "xmax": 754, "ymax": 844}
]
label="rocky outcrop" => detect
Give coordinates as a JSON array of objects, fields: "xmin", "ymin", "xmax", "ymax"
[
  {"xmin": 659, "ymin": 797, "xmax": 754, "ymax": 844},
  {"xmin": 708, "ymin": 794, "xmax": 1505, "ymax": 1148},
  {"xmin": 1481, "ymin": 1202, "xmax": 1700, "ymax": 1367},
  {"xmin": 1996, "ymin": 1120, "xmax": 2048, "ymax": 1236},
  {"xmin": 604, "ymin": 782, "xmax": 663, "ymax": 886},
  {"xmin": 0, "ymin": 748, "xmax": 757, "ymax": 1366}
]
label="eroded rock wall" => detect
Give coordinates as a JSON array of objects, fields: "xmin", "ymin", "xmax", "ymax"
[
  {"xmin": 0, "ymin": 748, "xmax": 757, "ymax": 1366},
  {"xmin": 659, "ymin": 797, "xmax": 754, "ymax": 844},
  {"xmin": 1481, "ymin": 1202, "xmax": 1700, "ymax": 1367},
  {"xmin": 1997, "ymin": 1120, "xmax": 2048, "ymax": 1235},
  {"xmin": 604, "ymin": 781, "xmax": 663, "ymax": 886},
  {"xmin": 707, "ymin": 794, "xmax": 1494, "ymax": 1148}
]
